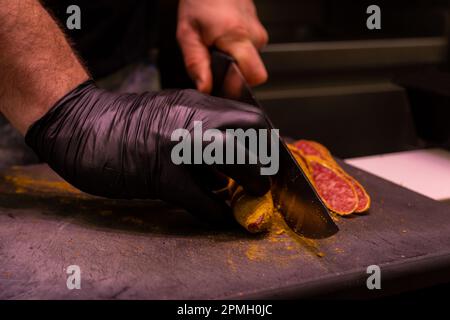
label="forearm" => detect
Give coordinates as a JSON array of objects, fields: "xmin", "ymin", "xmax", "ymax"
[{"xmin": 0, "ymin": 0, "xmax": 88, "ymax": 135}]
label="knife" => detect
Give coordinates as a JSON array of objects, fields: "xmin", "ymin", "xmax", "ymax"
[{"xmin": 210, "ymin": 50, "xmax": 338, "ymax": 239}]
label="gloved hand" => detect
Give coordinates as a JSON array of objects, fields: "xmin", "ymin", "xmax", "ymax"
[{"xmin": 25, "ymin": 80, "xmax": 271, "ymax": 224}]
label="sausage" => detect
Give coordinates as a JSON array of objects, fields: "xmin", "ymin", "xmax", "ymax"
[{"xmin": 293, "ymin": 140, "xmax": 371, "ymax": 214}]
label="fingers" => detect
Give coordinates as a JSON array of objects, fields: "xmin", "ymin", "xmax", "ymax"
[
  {"xmin": 213, "ymin": 161, "xmax": 271, "ymax": 197},
  {"xmin": 201, "ymin": 131, "xmax": 271, "ymax": 197},
  {"xmin": 216, "ymin": 35, "xmax": 268, "ymax": 87},
  {"xmin": 164, "ymin": 166, "xmax": 234, "ymax": 225},
  {"xmin": 198, "ymin": 97, "xmax": 272, "ymax": 196},
  {"xmin": 180, "ymin": 180, "xmax": 234, "ymax": 226},
  {"xmin": 199, "ymin": 96, "xmax": 269, "ymax": 130},
  {"xmin": 220, "ymin": 133, "xmax": 271, "ymax": 197},
  {"xmin": 177, "ymin": 22, "xmax": 213, "ymax": 93},
  {"xmin": 250, "ymin": 22, "xmax": 269, "ymax": 49}
]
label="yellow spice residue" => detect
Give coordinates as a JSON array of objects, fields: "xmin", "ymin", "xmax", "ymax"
[
  {"xmin": 4, "ymin": 167, "xmax": 334, "ymax": 270},
  {"xmin": 334, "ymin": 247, "xmax": 345, "ymax": 254},
  {"xmin": 232, "ymin": 189, "xmax": 273, "ymax": 233},
  {"xmin": 270, "ymin": 210, "xmax": 323, "ymax": 256},
  {"xmin": 227, "ymin": 257, "xmax": 238, "ymax": 273},
  {"xmin": 226, "ymin": 178, "xmax": 333, "ymax": 263},
  {"xmin": 4, "ymin": 174, "xmax": 82, "ymax": 196},
  {"xmin": 330, "ymin": 212, "xmax": 340, "ymax": 222},
  {"xmin": 239, "ymin": 209, "xmax": 329, "ymax": 266},
  {"xmin": 245, "ymin": 243, "xmax": 267, "ymax": 261}
]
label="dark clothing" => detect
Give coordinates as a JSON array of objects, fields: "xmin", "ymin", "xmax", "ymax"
[{"xmin": 42, "ymin": 0, "xmax": 159, "ymax": 78}]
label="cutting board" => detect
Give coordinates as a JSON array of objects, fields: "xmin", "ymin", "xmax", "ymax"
[{"xmin": 0, "ymin": 163, "xmax": 449, "ymax": 299}]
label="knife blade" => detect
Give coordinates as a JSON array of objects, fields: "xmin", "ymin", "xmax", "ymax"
[{"xmin": 210, "ymin": 50, "xmax": 338, "ymax": 239}]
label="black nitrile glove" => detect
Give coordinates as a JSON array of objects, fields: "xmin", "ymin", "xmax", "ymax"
[{"xmin": 25, "ymin": 80, "xmax": 271, "ymax": 224}]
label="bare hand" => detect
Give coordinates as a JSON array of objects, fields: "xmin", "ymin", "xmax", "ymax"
[{"xmin": 177, "ymin": 0, "xmax": 269, "ymax": 93}]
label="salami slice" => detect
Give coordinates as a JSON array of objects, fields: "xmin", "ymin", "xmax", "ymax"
[
  {"xmin": 287, "ymin": 144, "xmax": 313, "ymax": 181},
  {"xmin": 293, "ymin": 140, "xmax": 371, "ymax": 214},
  {"xmin": 294, "ymin": 140, "xmax": 325, "ymax": 159},
  {"xmin": 305, "ymin": 156, "xmax": 358, "ymax": 215},
  {"xmin": 348, "ymin": 177, "xmax": 371, "ymax": 213}
]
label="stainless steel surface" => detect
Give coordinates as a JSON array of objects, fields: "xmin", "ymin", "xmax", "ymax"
[
  {"xmin": 255, "ymin": 81, "xmax": 402, "ymax": 100},
  {"xmin": 210, "ymin": 51, "xmax": 338, "ymax": 238},
  {"xmin": 261, "ymin": 37, "xmax": 447, "ymax": 73}
]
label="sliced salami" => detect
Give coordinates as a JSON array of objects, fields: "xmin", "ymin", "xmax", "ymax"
[
  {"xmin": 305, "ymin": 156, "xmax": 358, "ymax": 215},
  {"xmin": 347, "ymin": 176, "xmax": 371, "ymax": 213},
  {"xmin": 287, "ymin": 144, "xmax": 313, "ymax": 181},
  {"xmin": 294, "ymin": 140, "xmax": 324, "ymax": 159},
  {"xmin": 293, "ymin": 140, "xmax": 371, "ymax": 214}
]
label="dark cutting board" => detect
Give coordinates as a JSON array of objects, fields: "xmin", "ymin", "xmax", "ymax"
[{"xmin": 0, "ymin": 163, "xmax": 449, "ymax": 299}]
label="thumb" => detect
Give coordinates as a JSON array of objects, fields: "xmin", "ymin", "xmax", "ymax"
[{"xmin": 177, "ymin": 23, "xmax": 213, "ymax": 93}]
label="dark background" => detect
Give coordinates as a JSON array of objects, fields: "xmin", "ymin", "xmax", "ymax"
[
  {"xmin": 159, "ymin": 1, "xmax": 450, "ymax": 158},
  {"xmin": 3, "ymin": 0, "xmax": 449, "ymax": 169}
]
